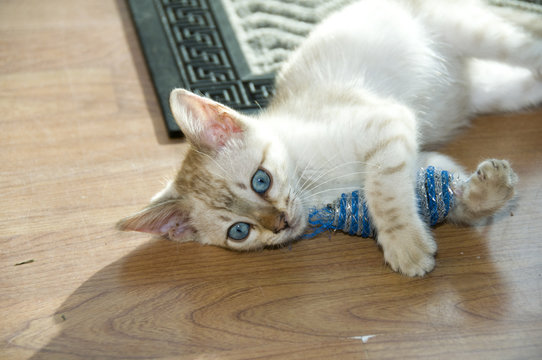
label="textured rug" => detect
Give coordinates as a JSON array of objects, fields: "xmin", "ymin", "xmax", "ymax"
[
  {"xmin": 220, "ymin": 0, "xmax": 357, "ymax": 75},
  {"xmin": 128, "ymin": 0, "xmax": 542, "ymax": 137},
  {"xmin": 222, "ymin": 0, "xmax": 542, "ymax": 75}
]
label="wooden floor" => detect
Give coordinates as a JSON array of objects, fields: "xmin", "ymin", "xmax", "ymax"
[{"xmin": 2, "ymin": 1, "xmax": 542, "ymax": 359}]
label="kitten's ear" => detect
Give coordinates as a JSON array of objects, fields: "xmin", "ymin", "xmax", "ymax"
[
  {"xmin": 116, "ymin": 200, "xmax": 195, "ymax": 242},
  {"xmin": 169, "ymin": 89, "xmax": 245, "ymax": 152}
]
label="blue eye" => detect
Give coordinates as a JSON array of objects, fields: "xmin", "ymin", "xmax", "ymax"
[
  {"xmin": 251, "ymin": 168, "xmax": 271, "ymax": 194},
  {"xmin": 228, "ymin": 222, "xmax": 250, "ymax": 241}
]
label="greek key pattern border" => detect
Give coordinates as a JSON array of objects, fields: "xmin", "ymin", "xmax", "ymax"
[{"xmin": 158, "ymin": 0, "xmax": 275, "ymax": 110}]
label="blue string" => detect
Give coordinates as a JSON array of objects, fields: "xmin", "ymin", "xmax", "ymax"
[
  {"xmin": 349, "ymin": 191, "xmax": 359, "ymax": 235},
  {"xmin": 304, "ymin": 167, "xmax": 454, "ymax": 239},
  {"xmin": 425, "ymin": 166, "xmax": 439, "ymax": 226},
  {"xmin": 304, "ymin": 207, "xmax": 334, "ymax": 239},
  {"xmin": 441, "ymin": 170, "xmax": 451, "ymax": 218},
  {"xmin": 338, "ymin": 193, "xmax": 347, "ymax": 230}
]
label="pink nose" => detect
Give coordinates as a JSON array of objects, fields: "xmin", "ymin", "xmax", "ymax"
[
  {"xmin": 255, "ymin": 209, "xmax": 290, "ymax": 233},
  {"xmin": 273, "ymin": 212, "xmax": 289, "ymax": 233}
]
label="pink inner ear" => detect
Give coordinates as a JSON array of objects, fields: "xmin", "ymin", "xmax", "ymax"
[
  {"xmin": 205, "ymin": 117, "xmax": 243, "ymax": 147},
  {"xmin": 118, "ymin": 201, "xmax": 193, "ymax": 241},
  {"xmin": 187, "ymin": 93, "xmax": 243, "ymax": 148},
  {"xmin": 170, "ymin": 89, "xmax": 244, "ymax": 150},
  {"xmin": 157, "ymin": 215, "xmax": 192, "ymax": 239}
]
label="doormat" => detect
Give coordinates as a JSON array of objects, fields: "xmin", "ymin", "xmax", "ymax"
[{"xmin": 127, "ymin": 0, "xmax": 542, "ymax": 137}]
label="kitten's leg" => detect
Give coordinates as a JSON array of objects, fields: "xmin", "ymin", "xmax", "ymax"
[
  {"xmin": 424, "ymin": 2, "xmax": 542, "ymax": 75},
  {"xmin": 468, "ymin": 59, "xmax": 542, "ymax": 113},
  {"xmin": 361, "ymin": 106, "xmax": 436, "ymax": 276},
  {"xmin": 416, "ymin": 152, "xmax": 466, "ymax": 176},
  {"xmin": 417, "ymin": 152, "xmax": 518, "ymax": 224}
]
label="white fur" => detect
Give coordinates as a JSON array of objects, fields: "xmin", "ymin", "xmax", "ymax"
[
  {"xmin": 141, "ymin": 0, "xmax": 541, "ymax": 276},
  {"xmin": 251, "ymin": 0, "xmax": 540, "ymax": 275}
]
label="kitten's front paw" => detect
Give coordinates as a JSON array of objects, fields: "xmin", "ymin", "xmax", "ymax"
[
  {"xmin": 381, "ymin": 226, "xmax": 437, "ymax": 277},
  {"xmin": 462, "ymin": 159, "xmax": 518, "ymax": 217}
]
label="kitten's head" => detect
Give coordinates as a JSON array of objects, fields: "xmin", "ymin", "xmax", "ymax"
[{"xmin": 117, "ymin": 89, "xmax": 307, "ymax": 250}]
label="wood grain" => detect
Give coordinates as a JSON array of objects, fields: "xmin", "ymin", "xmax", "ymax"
[{"xmin": 1, "ymin": 1, "xmax": 541, "ymax": 359}]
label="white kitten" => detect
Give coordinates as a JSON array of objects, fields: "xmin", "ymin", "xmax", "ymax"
[{"xmin": 119, "ymin": 0, "xmax": 540, "ymax": 276}]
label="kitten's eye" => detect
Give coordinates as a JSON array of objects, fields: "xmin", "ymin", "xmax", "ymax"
[
  {"xmin": 228, "ymin": 222, "xmax": 250, "ymax": 241},
  {"xmin": 251, "ymin": 168, "xmax": 271, "ymax": 194}
]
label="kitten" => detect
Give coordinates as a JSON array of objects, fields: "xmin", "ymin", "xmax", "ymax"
[{"xmin": 118, "ymin": 0, "xmax": 541, "ymax": 276}]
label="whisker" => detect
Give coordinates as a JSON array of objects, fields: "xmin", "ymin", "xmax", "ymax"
[
  {"xmin": 294, "ymin": 157, "xmax": 374, "ymax": 206},
  {"xmin": 301, "ymin": 185, "xmax": 365, "ymax": 204},
  {"xmin": 295, "ymin": 146, "xmax": 337, "ymax": 192},
  {"xmin": 297, "ymin": 152, "xmax": 343, "ymax": 194},
  {"xmin": 292, "ymin": 141, "xmax": 317, "ymax": 191},
  {"xmin": 304, "ymin": 170, "xmax": 370, "ymax": 195},
  {"xmin": 300, "ymin": 160, "xmax": 371, "ymax": 194}
]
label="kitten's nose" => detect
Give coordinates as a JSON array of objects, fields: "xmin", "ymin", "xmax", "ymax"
[
  {"xmin": 273, "ymin": 212, "xmax": 289, "ymax": 233},
  {"xmin": 255, "ymin": 209, "xmax": 289, "ymax": 233}
]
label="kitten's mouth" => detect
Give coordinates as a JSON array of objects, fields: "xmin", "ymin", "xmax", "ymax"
[
  {"xmin": 273, "ymin": 212, "xmax": 289, "ymax": 234},
  {"xmin": 282, "ymin": 213, "xmax": 307, "ymax": 240},
  {"xmin": 267, "ymin": 196, "xmax": 307, "ymax": 245}
]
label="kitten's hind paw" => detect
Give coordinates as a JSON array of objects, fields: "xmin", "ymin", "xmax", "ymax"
[{"xmin": 453, "ymin": 159, "xmax": 518, "ymax": 222}]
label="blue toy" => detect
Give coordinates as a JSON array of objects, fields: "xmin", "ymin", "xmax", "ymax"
[{"xmin": 305, "ymin": 166, "xmax": 458, "ymax": 238}]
